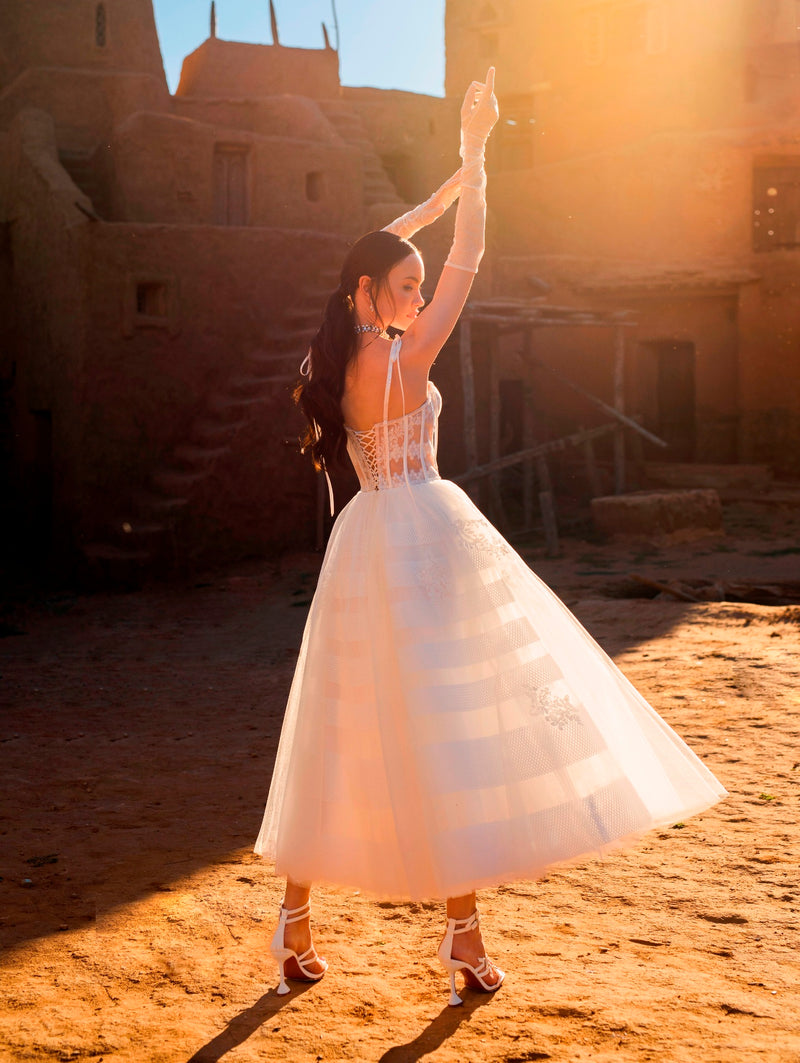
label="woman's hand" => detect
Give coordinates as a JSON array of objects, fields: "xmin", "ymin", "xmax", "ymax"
[
  {"xmin": 460, "ymin": 67, "xmax": 499, "ymax": 150},
  {"xmin": 400, "ymin": 69, "xmax": 498, "ymax": 372}
]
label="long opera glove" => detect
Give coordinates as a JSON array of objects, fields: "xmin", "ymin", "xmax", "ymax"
[
  {"xmin": 446, "ymin": 67, "xmax": 499, "ymax": 275},
  {"xmin": 382, "ymin": 168, "xmax": 463, "ymax": 240}
]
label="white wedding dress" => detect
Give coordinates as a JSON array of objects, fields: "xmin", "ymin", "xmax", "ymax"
[{"xmin": 255, "ymin": 337, "xmax": 726, "ymax": 900}]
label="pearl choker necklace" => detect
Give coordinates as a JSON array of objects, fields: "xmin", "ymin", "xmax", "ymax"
[{"xmin": 354, "ymin": 323, "xmax": 389, "ymax": 338}]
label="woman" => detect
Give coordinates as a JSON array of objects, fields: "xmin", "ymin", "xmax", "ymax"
[{"xmin": 255, "ymin": 69, "xmax": 726, "ymax": 1006}]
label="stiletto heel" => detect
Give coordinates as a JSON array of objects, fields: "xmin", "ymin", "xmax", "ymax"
[
  {"xmin": 437, "ymin": 909, "xmax": 504, "ymax": 1006},
  {"xmin": 270, "ymin": 901, "xmax": 327, "ymax": 995}
]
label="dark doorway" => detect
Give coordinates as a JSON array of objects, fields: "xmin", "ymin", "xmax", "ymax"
[
  {"xmin": 29, "ymin": 409, "xmax": 54, "ymax": 558},
  {"xmin": 213, "ymin": 145, "xmax": 249, "ymax": 226},
  {"xmin": 638, "ymin": 340, "xmax": 696, "ymax": 460}
]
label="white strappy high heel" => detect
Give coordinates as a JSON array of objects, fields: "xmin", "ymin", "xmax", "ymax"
[
  {"xmin": 437, "ymin": 910, "xmax": 505, "ymax": 1006},
  {"xmin": 270, "ymin": 901, "xmax": 328, "ymax": 995}
]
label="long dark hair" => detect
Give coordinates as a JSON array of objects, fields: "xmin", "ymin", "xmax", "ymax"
[{"xmin": 294, "ymin": 230, "xmax": 419, "ymax": 472}]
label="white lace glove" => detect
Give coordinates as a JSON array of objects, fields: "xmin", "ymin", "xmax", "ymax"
[
  {"xmin": 382, "ymin": 168, "xmax": 463, "ymax": 240},
  {"xmin": 446, "ymin": 68, "xmax": 499, "ymax": 274}
]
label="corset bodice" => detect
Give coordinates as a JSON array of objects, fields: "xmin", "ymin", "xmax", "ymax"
[{"xmin": 345, "ymin": 380, "xmax": 442, "ymax": 492}]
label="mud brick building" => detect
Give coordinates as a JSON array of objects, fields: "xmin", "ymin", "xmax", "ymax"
[
  {"xmin": 448, "ymin": 0, "xmax": 800, "ymax": 473},
  {"xmin": 2, "ymin": 0, "xmax": 799, "ymax": 580},
  {"xmin": 0, "ymin": 1, "xmax": 458, "ymax": 578}
]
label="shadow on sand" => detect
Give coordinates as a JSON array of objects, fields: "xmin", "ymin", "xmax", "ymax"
[
  {"xmin": 185, "ymin": 982, "xmax": 315, "ymax": 1062},
  {"xmin": 378, "ymin": 992, "xmax": 499, "ymax": 1063}
]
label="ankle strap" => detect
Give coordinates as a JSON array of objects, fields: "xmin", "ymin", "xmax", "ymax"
[
  {"xmin": 281, "ymin": 901, "xmax": 311, "ymax": 923},
  {"xmin": 451, "ymin": 910, "xmax": 479, "ymax": 934}
]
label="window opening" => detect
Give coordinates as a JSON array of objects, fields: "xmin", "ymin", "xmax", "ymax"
[
  {"xmin": 306, "ymin": 171, "xmax": 324, "ymax": 202},
  {"xmin": 136, "ymin": 283, "xmax": 167, "ymax": 318},
  {"xmin": 753, "ymin": 165, "xmax": 800, "ymax": 251},
  {"xmin": 95, "ymin": 3, "xmax": 107, "ymax": 48}
]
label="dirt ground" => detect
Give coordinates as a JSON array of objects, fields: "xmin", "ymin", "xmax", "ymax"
[{"xmin": 2, "ymin": 500, "xmax": 800, "ymax": 1063}]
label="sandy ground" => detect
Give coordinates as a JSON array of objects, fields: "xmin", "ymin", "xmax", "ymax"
[{"xmin": 2, "ymin": 501, "xmax": 800, "ymax": 1063}]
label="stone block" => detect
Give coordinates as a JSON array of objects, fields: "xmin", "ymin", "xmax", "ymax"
[{"xmin": 591, "ymin": 489, "xmax": 724, "ymax": 541}]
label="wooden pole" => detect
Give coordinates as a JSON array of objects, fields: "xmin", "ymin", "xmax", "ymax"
[
  {"xmin": 269, "ymin": 0, "xmax": 281, "ymax": 45},
  {"xmin": 453, "ymin": 422, "xmax": 615, "ymax": 485},
  {"xmin": 613, "ymin": 323, "xmax": 626, "ymax": 495},
  {"xmin": 488, "ymin": 336, "xmax": 507, "ymax": 526},
  {"xmin": 522, "ymin": 328, "xmax": 535, "ymax": 530},
  {"xmin": 583, "ymin": 434, "xmax": 604, "ymax": 499},
  {"xmin": 529, "ymin": 359, "xmax": 667, "ymax": 447},
  {"xmin": 459, "ymin": 317, "xmax": 479, "ymax": 502},
  {"xmin": 536, "ymin": 456, "xmax": 559, "ymax": 556}
]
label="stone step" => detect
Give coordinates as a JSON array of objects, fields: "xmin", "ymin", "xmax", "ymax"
[
  {"xmin": 135, "ymin": 490, "xmax": 190, "ymax": 516},
  {"xmin": 83, "ymin": 542, "xmax": 151, "ymax": 562},
  {"xmin": 151, "ymin": 468, "xmax": 207, "ymax": 496},
  {"xmin": 190, "ymin": 417, "xmax": 248, "ymax": 445},
  {"xmin": 226, "ymin": 374, "xmax": 277, "ymax": 396},
  {"xmin": 245, "ymin": 349, "xmax": 300, "ymax": 371},
  {"xmin": 172, "ymin": 443, "xmax": 230, "ymax": 468},
  {"xmin": 245, "ymin": 348, "xmax": 288, "ymax": 365},
  {"xmin": 79, "ymin": 543, "xmax": 152, "ymax": 591},
  {"xmin": 206, "ymin": 393, "xmax": 270, "ymax": 414}
]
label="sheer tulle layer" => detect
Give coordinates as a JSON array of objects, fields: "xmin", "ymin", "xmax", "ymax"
[{"xmin": 255, "ymin": 479, "xmax": 726, "ymax": 900}]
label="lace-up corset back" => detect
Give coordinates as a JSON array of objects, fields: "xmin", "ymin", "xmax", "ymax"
[{"xmin": 344, "ymin": 338, "xmax": 442, "ymax": 492}]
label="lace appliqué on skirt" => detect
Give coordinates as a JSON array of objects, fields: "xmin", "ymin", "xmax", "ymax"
[
  {"xmin": 453, "ymin": 518, "xmax": 510, "ymax": 561},
  {"xmin": 530, "ymin": 685, "xmax": 583, "ymax": 729},
  {"xmin": 418, "ymin": 556, "xmax": 450, "ymax": 599}
]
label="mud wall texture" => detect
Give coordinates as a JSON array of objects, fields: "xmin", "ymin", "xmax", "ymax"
[
  {"xmin": 0, "ymin": 0, "xmax": 166, "ymax": 87},
  {"xmin": 177, "ymin": 38, "xmax": 340, "ymax": 101},
  {"xmin": 109, "ymin": 112, "xmax": 363, "ymax": 230},
  {"xmin": 74, "ymin": 222, "xmax": 343, "ymax": 551},
  {"xmin": 447, "ymin": 0, "xmax": 800, "ymax": 475},
  {"xmin": 6, "ymin": 110, "xmax": 346, "ymax": 564}
]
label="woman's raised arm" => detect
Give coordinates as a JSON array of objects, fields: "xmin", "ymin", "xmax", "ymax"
[{"xmin": 402, "ymin": 68, "xmax": 499, "ymax": 369}]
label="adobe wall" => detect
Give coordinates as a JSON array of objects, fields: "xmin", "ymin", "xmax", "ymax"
[
  {"xmin": 611, "ymin": 292, "xmax": 741, "ymax": 464},
  {"xmin": 176, "ymin": 38, "xmax": 340, "ymax": 101},
  {"xmin": 172, "ymin": 96, "xmax": 339, "ymax": 144},
  {"xmin": 109, "ymin": 112, "xmax": 363, "ymax": 231},
  {"xmin": 5, "ymin": 111, "xmax": 348, "ymax": 561},
  {"xmin": 6, "ymin": 110, "xmax": 93, "ymax": 560},
  {"xmin": 445, "ymin": 0, "xmax": 800, "ymax": 475},
  {"xmin": 67, "ymin": 223, "xmax": 346, "ymax": 555},
  {"xmin": 343, "ymin": 88, "xmax": 461, "ymax": 203},
  {"xmin": 0, "ymin": 68, "xmax": 168, "ymax": 148},
  {"xmin": 0, "ymin": 131, "xmax": 13, "ymax": 382},
  {"xmin": 447, "ymin": 0, "xmax": 800, "ymax": 157},
  {"xmin": 738, "ymin": 263, "xmax": 800, "ymax": 473},
  {"xmin": 0, "ymin": 0, "xmax": 166, "ymax": 85},
  {"xmin": 490, "ymin": 131, "xmax": 762, "ymax": 263}
]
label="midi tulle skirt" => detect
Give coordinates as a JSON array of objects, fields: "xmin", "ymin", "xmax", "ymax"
[{"xmin": 255, "ymin": 478, "xmax": 726, "ymax": 900}]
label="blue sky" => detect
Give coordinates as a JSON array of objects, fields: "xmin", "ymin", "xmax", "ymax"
[{"xmin": 152, "ymin": 0, "xmax": 446, "ymax": 96}]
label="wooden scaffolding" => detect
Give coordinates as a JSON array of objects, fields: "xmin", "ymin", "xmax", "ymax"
[{"xmin": 453, "ymin": 299, "xmax": 668, "ymax": 554}]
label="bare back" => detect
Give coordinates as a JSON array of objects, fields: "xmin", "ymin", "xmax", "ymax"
[{"xmin": 341, "ymin": 336, "xmax": 429, "ymax": 431}]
